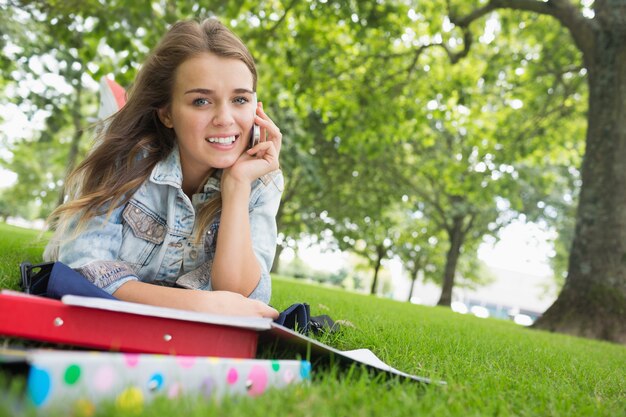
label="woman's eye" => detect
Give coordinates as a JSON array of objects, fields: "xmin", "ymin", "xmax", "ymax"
[
  {"xmin": 193, "ymin": 98, "xmax": 209, "ymax": 106},
  {"xmin": 233, "ymin": 96, "xmax": 249, "ymax": 105}
]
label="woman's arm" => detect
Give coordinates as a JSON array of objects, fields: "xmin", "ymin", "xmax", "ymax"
[
  {"xmin": 50, "ymin": 207, "xmax": 277, "ymax": 318},
  {"xmin": 210, "ymin": 177, "xmax": 261, "ymax": 296},
  {"xmin": 210, "ymin": 103, "xmax": 282, "ymax": 297},
  {"xmin": 113, "ymin": 280, "xmax": 278, "ymax": 318}
]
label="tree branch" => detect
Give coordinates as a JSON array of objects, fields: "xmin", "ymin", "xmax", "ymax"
[
  {"xmin": 408, "ymin": 44, "xmax": 438, "ymax": 73},
  {"xmin": 417, "ymin": 172, "xmax": 453, "ymax": 233},
  {"xmin": 448, "ymin": 0, "xmax": 498, "ymax": 28},
  {"xmin": 450, "ymin": 0, "xmax": 594, "ymax": 63},
  {"xmin": 462, "ymin": 213, "xmax": 476, "ymax": 236},
  {"xmin": 281, "ymin": 166, "xmax": 303, "ymax": 205},
  {"xmin": 533, "ymin": 64, "xmax": 585, "ymax": 79},
  {"xmin": 444, "ymin": 29, "xmax": 473, "ymax": 64}
]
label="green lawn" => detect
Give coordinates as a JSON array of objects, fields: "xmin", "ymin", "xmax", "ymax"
[
  {"xmin": 1, "ymin": 222, "xmax": 625, "ymax": 416},
  {"xmin": 0, "ymin": 222, "xmax": 48, "ymax": 290}
]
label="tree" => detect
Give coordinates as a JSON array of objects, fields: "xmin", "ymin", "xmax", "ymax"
[
  {"xmin": 443, "ymin": 0, "xmax": 625, "ymax": 342},
  {"xmin": 1, "ymin": 1, "xmax": 160, "ymax": 214},
  {"xmin": 396, "ymin": 50, "xmax": 569, "ymax": 307},
  {"xmin": 325, "ymin": 148, "xmax": 409, "ymax": 296},
  {"xmin": 394, "ymin": 215, "xmax": 447, "ymax": 302},
  {"xmin": 277, "ymin": 1, "xmax": 585, "ymax": 310}
]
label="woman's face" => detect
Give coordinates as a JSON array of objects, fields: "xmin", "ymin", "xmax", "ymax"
[{"xmin": 159, "ymin": 52, "xmax": 255, "ymax": 184}]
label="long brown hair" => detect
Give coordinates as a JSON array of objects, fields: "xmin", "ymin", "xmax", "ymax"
[{"xmin": 48, "ymin": 19, "xmax": 257, "ymax": 241}]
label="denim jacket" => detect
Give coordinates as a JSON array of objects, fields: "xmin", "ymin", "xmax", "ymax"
[{"xmin": 45, "ymin": 146, "xmax": 283, "ymax": 304}]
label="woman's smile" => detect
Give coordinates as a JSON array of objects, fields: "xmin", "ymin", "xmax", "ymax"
[{"xmin": 205, "ymin": 134, "xmax": 238, "ymax": 145}]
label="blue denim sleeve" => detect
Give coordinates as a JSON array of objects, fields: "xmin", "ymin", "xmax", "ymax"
[
  {"xmin": 247, "ymin": 170, "xmax": 284, "ymax": 304},
  {"xmin": 45, "ymin": 205, "xmax": 139, "ymax": 295}
]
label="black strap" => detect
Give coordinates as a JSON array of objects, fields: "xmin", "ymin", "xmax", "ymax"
[
  {"xmin": 309, "ymin": 314, "xmax": 340, "ymax": 335},
  {"xmin": 20, "ymin": 261, "xmax": 55, "ymax": 296}
]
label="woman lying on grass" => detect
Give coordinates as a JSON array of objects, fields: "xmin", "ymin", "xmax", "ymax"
[{"xmin": 44, "ymin": 18, "xmax": 282, "ymax": 319}]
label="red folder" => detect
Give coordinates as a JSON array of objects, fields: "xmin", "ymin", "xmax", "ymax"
[{"xmin": 0, "ymin": 291, "xmax": 264, "ymax": 358}]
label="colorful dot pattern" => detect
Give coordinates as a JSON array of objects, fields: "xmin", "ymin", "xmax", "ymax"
[{"xmin": 25, "ymin": 350, "xmax": 310, "ymax": 410}]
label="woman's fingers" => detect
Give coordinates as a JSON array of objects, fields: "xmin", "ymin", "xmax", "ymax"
[
  {"xmin": 209, "ymin": 291, "xmax": 279, "ymax": 318},
  {"xmin": 246, "ymin": 141, "xmax": 279, "ymax": 170},
  {"xmin": 255, "ymin": 103, "xmax": 282, "ymax": 153},
  {"xmin": 257, "ymin": 302, "xmax": 279, "ymax": 319}
]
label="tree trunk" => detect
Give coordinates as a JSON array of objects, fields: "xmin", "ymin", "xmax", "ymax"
[
  {"xmin": 271, "ymin": 244, "xmax": 284, "ymax": 273},
  {"xmin": 534, "ymin": 25, "xmax": 626, "ymax": 344},
  {"xmin": 370, "ymin": 244, "xmax": 385, "ymax": 295},
  {"xmin": 437, "ymin": 216, "xmax": 465, "ymax": 306},
  {"xmin": 56, "ymin": 84, "xmax": 84, "ymax": 207},
  {"xmin": 407, "ymin": 265, "xmax": 419, "ymax": 302}
]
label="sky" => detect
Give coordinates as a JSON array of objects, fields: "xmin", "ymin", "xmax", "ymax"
[
  {"xmin": 0, "ymin": 168, "xmax": 17, "ymax": 187},
  {"xmin": 291, "ymin": 220, "xmax": 555, "ymax": 278},
  {"xmin": 1, "ymin": 103, "xmax": 40, "ymax": 188}
]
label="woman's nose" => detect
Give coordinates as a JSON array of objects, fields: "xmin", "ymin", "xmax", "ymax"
[{"xmin": 212, "ymin": 105, "xmax": 234, "ymax": 126}]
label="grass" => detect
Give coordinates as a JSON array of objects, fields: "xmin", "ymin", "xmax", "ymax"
[
  {"xmin": 0, "ymin": 222, "xmax": 625, "ymax": 416},
  {"xmin": 0, "ymin": 223, "xmax": 48, "ymax": 290}
]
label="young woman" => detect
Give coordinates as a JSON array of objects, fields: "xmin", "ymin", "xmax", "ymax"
[{"xmin": 44, "ymin": 19, "xmax": 282, "ymax": 318}]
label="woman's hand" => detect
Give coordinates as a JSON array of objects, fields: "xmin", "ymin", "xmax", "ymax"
[
  {"xmin": 222, "ymin": 102, "xmax": 282, "ymax": 188},
  {"xmin": 200, "ymin": 290, "xmax": 279, "ymax": 319}
]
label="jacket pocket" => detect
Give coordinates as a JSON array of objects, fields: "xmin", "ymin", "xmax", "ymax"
[
  {"xmin": 120, "ymin": 201, "xmax": 166, "ymax": 267},
  {"xmin": 203, "ymin": 219, "xmax": 220, "ymax": 259}
]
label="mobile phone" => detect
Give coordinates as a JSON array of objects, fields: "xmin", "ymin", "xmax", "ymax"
[{"xmin": 250, "ymin": 93, "xmax": 261, "ymax": 148}]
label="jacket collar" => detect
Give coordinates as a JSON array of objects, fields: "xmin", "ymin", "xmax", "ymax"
[
  {"xmin": 150, "ymin": 145, "xmax": 183, "ymax": 188},
  {"xmin": 149, "ymin": 144, "xmax": 222, "ymax": 193}
]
